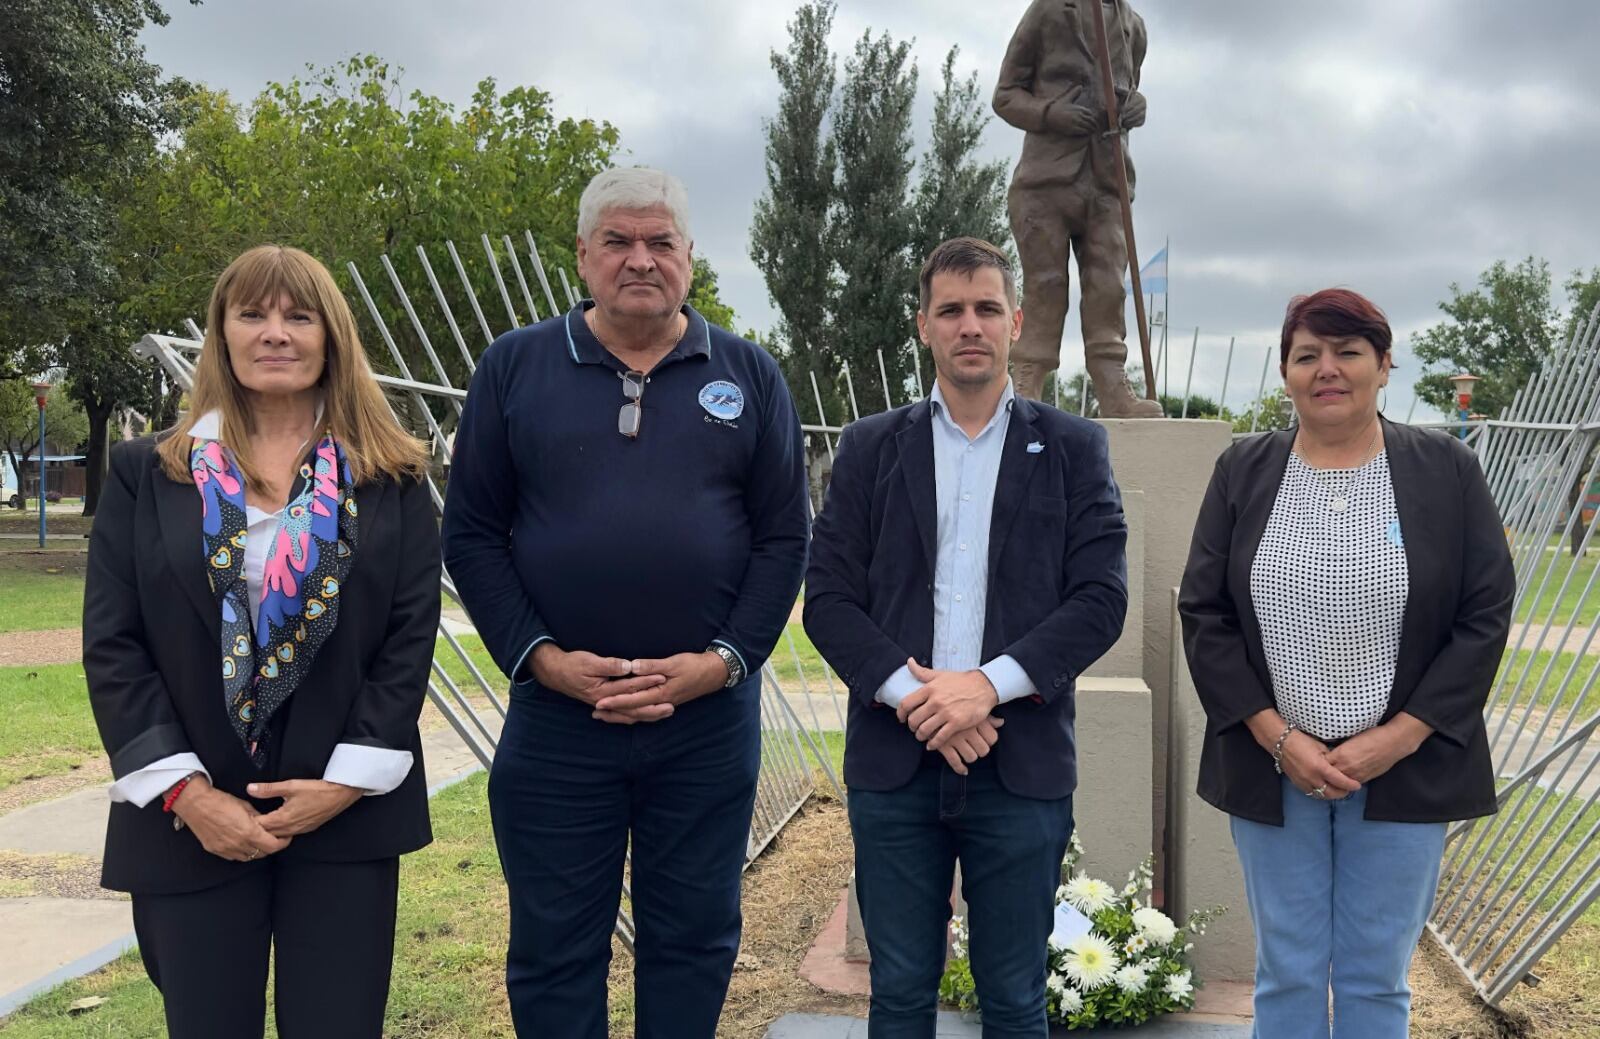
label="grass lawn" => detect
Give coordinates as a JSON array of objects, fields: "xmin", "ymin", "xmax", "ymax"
[
  {"xmin": 1493, "ymin": 649, "xmax": 1600, "ymax": 713},
  {"xmin": 0, "ymin": 663, "xmax": 100, "ymax": 791},
  {"xmin": 0, "ymin": 552, "xmax": 87, "ymax": 632},
  {"xmin": 1517, "ymin": 546, "xmax": 1600, "ymax": 629},
  {"xmin": 766, "ymin": 623, "xmax": 832, "ymax": 690}
]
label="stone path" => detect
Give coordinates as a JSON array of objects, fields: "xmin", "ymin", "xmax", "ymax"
[{"xmin": 765, "ymin": 1013, "xmax": 1251, "ymax": 1038}]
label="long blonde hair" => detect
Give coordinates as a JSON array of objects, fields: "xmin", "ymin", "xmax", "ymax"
[{"xmin": 158, "ymin": 245, "xmax": 430, "ymax": 490}]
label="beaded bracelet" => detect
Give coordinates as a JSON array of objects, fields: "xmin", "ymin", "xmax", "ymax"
[
  {"xmin": 1271, "ymin": 724, "xmax": 1296, "ymax": 775},
  {"xmin": 161, "ymin": 773, "xmax": 197, "ymax": 814}
]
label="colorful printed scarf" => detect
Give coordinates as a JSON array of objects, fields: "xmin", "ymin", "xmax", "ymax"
[{"xmin": 191, "ymin": 432, "xmax": 358, "ymax": 766}]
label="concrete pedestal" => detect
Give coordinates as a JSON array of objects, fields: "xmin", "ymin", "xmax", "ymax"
[{"xmin": 1097, "ymin": 419, "xmax": 1233, "ymax": 894}]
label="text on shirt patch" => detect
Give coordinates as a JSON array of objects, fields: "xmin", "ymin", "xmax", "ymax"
[{"xmin": 699, "ymin": 380, "xmax": 744, "ymax": 428}]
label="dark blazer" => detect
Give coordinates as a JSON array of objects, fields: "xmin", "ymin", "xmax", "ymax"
[
  {"xmin": 84, "ymin": 437, "xmax": 439, "ymax": 893},
  {"xmin": 1178, "ymin": 417, "xmax": 1515, "ymax": 825},
  {"xmin": 803, "ymin": 395, "xmax": 1128, "ymax": 800}
]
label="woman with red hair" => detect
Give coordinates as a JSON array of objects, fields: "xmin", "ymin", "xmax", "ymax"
[{"xmin": 1179, "ymin": 289, "xmax": 1514, "ymax": 1037}]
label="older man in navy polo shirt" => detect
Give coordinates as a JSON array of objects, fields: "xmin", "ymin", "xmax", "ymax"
[{"xmin": 442, "ymin": 167, "xmax": 808, "ymax": 1038}]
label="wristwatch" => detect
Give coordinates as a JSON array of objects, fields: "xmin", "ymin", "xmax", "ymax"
[{"xmin": 708, "ymin": 644, "xmax": 745, "ymax": 687}]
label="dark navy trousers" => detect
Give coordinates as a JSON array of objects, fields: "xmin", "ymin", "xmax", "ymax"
[
  {"xmin": 489, "ymin": 678, "xmax": 761, "ymax": 1038},
  {"xmin": 849, "ymin": 759, "xmax": 1074, "ymax": 1038}
]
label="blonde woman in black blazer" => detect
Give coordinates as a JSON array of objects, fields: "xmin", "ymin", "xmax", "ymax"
[
  {"xmin": 1179, "ymin": 289, "xmax": 1514, "ymax": 1038},
  {"xmin": 84, "ymin": 246, "xmax": 439, "ymax": 1038}
]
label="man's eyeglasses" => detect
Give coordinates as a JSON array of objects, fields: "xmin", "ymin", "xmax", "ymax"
[{"xmin": 618, "ymin": 370, "xmax": 646, "ymax": 438}]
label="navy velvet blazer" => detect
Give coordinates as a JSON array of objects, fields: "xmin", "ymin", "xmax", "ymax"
[{"xmin": 803, "ymin": 395, "xmax": 1128, "ymax": 800}]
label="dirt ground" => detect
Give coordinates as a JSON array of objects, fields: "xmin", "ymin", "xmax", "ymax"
[{"xmin": 0, "ymin": 628, "xmax": 80, "ymax": 666}]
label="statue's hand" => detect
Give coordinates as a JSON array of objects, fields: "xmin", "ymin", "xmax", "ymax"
[
  {"xmin": 1046, "ymin": 102, "xmax": 1101, "ymax": 137},
  {"xmin": 1119, "ymin": 90, "xmax": 1147, "ymax": 129}
]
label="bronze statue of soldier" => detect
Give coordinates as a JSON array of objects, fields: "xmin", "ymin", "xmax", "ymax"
[{"xmin": 994, "ymin": 0, "xmax": 1163, "ymax": 417}]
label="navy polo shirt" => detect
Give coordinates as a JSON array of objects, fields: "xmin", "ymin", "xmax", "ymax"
[{"xmin": 442, "ymin": 301, "xmax": 809, "ymax": 686}]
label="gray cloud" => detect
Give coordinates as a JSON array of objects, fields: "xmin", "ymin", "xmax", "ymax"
[{"xmin": 140, "ymin": 0, "xmax": 1600, "ymax": 419}]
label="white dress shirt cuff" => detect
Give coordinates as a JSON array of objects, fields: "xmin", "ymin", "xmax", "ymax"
[
  {"xmin": 108, "ymin": 753, "xmax": 209, "ymax": 808},
  {"xmin": 875, "ymin": 665, "xmax": 922, "ymax": 710},
  {"xmin": 322, "ymin": 743, "xmax": 414, "ymax": 796},
  {"xmin": 979, "ymin": 655, "xmax": 1038, "ymax": 704}
]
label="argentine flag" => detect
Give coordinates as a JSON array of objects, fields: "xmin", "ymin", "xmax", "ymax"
[{"xmin": 1125, "ymin": 246, "xmax": 1168, "ymax": 295}]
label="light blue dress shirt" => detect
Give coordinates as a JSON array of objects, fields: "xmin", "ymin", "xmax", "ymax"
[{"xmin": 876, "ymin": 379, "xmax": 1038, "ymax": 709}]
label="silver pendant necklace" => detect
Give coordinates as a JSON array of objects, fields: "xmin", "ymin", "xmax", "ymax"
[{"xmin": 1299, "ymin": 423, "xmax": 1379, "ymax": 513}]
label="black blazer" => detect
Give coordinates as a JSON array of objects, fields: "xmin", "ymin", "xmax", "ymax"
[
  {"xmin": 1178, "ymin": 417, "xmax": 1515, "ymax": 825},
  {"xmin": 803, "ymin": 396, "xmax": 1128, "ymax": 800},
  {"xmin": 84, "ymin": 437, "xmax": 439, "ymax": 893}
]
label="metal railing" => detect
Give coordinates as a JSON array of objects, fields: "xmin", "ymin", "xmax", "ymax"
[
  {"xmin": 130, "ymin": 230, "xmax": 848, "ymax": 958},
  {"xmin": 1426, "ymin": 300, "xmax": 1600, "ymax": 1005}
]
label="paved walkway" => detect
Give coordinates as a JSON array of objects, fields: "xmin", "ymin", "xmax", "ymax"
[
  {"xmin": 766, "ymin": 1013, "xmax": 1251, "ymax": 1038},
  {"xmin": 0, "ymin": 725, "xmax": 489, "ymax": 1018}
]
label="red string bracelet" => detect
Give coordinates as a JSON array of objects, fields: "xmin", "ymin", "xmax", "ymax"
[{"xmin": 162, "ymin": 774, "xmax": 196, "ymax": 813}]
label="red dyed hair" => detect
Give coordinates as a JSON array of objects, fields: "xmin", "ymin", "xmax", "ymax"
[{"xmin": 1279, "ymin": 288, "xmax": 1392, "ymax": 365}]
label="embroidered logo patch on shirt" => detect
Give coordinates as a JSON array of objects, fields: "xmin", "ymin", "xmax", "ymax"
[
  {"xmin": 699, "ymin": 380, "xmax": 745, "ymax": 421},
  {"xmin": 1387, "ymin": 518, "xmax": 1404, "ymax": 547}
]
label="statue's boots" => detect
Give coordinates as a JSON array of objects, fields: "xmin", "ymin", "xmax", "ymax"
[
  {"xmin": 1012, "ymin": 360, "xmax": 1051, "ymax": 403},
  {"xmin": 1087, "ymin": 340, "xmax": 1163, "ymax": 418}
]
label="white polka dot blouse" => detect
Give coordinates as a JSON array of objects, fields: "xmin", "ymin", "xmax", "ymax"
[{"xmin": 1248, "ymin": 450, "xmax": 1409, "ymax": 741}]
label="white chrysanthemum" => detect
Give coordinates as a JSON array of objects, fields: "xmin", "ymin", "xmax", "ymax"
[
  {"xmin": 1047, "ymin": 932, "xmax": 1065, "ymax": 952},
  {"xmin": 1063, "ymin": 873, "xmax": 1117, "ymax": 915},
  {"xmin": 1133, "ymin": 906, "xmax": 1178, "ymax": 945},
  {"xmin": 1123, "ymin": 934, "xmax": 1149, "ymax": 957},
  {"xmin": 1114, "ymin": 963, "xmax": 1150, "ymax": 993},
  {"xmin": 1165, "ymin": 970, "xmax": 1194, "ymax": 1001},
  {"xmin": 1046, "ymin": 972, "xmax": 1065, "ymax": 994},
  {"xmin": 1062, "ymin": 934, "xmax": 1119, "ymax": 990},
  {"xmin": 1058, "ymin": 987, "xmax": 1084, "ymax": 1014},
  {"xmin": 1122, "ymin": 882, "xmax": 1140, "ymax": 897}
]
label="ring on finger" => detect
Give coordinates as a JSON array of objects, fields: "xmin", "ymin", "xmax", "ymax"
[{"xmin": 1308, "ymin": 785, "xmax": 1327, "ymax": 799}]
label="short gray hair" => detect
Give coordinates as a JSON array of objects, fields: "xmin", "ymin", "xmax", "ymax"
[{"xmin": 577, "ymin": 167, "xmax": 692, "ymax": 241}]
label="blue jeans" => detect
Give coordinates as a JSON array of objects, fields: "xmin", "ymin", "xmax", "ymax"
[
  {"xmin": 488, "ymin": 680, "xmax": 760, "ymax": 1039},
  {"xmin": 848, "ymin": 759, "xmax": 1074, "ymax": 1039},
  {"xmin": 1230, "ymin": 777, "xmax": 1448, "ymax": 1039}
]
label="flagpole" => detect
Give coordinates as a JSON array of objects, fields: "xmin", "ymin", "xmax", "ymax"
[{"xmin": 1162, "ymin": 236, "xmax": 1169, "ymax": 402}]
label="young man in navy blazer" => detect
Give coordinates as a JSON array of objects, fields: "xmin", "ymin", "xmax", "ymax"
[{"xmin": 804, "ymin": 237, "xmax": 1129, "ymax": 1036}]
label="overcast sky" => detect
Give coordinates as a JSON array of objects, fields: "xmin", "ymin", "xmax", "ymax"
[{"xmin": 141, "ymin": 0, "xmax": 1600, "ymax": 420}]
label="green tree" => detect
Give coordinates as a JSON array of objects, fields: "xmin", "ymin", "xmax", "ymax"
[
  {"xmin": 0, "ymin": 0, "xmax": 191, "ymax": 380},
  {"xmin": 1231, "ymin": 388, "xmax": 1293, "ymax": 433},
  {"xmin": 829, "ymin": 29, "xmax": 918, "ymax": 417},
  {"xmin": 1564, "ymin": 267, "xmax": 1600, "ymax": 347},
  {"xmin": 750, "ymin": 1, "xmax": 840, "ymax": 423},
  {"xmin": 910, "ymin": 47, "xmax": 1012, "ymax": 265},
  {"xmin": 1412, "ymin": 257, "xmax": 1562, "ymax": 419},
  {"xmin": 686, "ymin": 256, "xmax": 740, "ymax": 332},
  {"xmin": 1159, "ymin": 393, "xmax": 1220, "ymax": 419},
  {"xmin": 68, "ymin": 58, "xmax": 624, "ymax": 512}
]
